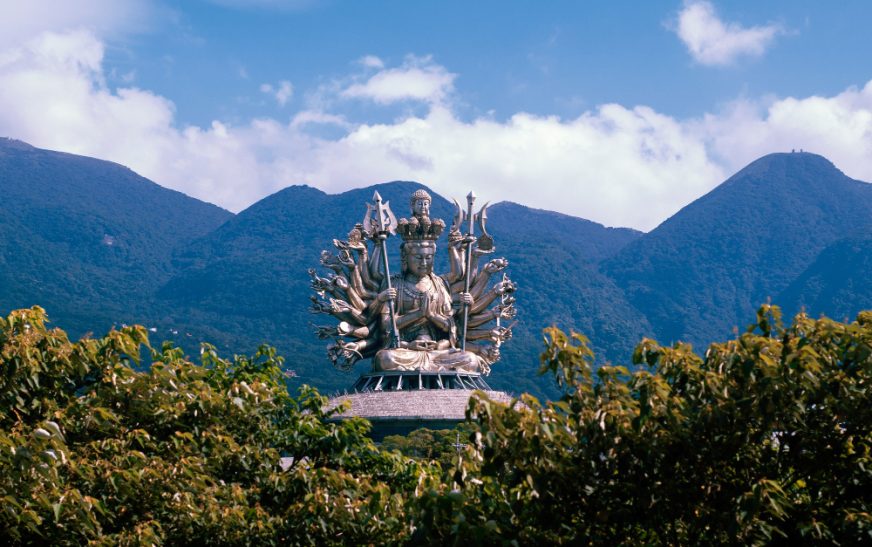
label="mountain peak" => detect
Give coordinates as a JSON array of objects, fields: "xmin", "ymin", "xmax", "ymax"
[
  {"xmin": 0, "ymin": 137, "xmax": 36, "ymax": 151},
  {"xmin": 727, "ymin": 151, "xmax": 846, "ymax": 188}
]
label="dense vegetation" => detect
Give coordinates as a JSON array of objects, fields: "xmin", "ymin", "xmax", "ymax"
[{"xmin": 2, "ymin": 305, "xmax": 871, "ymax": 544}]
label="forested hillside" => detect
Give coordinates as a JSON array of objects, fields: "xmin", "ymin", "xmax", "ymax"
[
  {"xmin": 0, "ymin": 138, "xmax": 232, "ymax": 335},
  {"xmin": 602, "ymin": 152, "xmax": 872, "ymax": 350}
]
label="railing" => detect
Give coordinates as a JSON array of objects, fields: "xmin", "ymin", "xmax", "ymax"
[{"xmin": 350, "ymin": 371, "xmax": 492, "ymax": 393}]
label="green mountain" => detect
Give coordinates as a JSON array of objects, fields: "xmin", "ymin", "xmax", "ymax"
[
  {"xmin": 601, "ymin": 152, "xmax": 872, "ymax": 349},
  {"xmin": 0, "ymin": 138, "xmax": 232, "ymax": 335},
  {"xmin": 778, "ymin": 236, "xmax": 872, "ymax": 321}
]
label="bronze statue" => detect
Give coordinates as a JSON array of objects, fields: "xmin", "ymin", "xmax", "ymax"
[{"xmin": 311, "ymin": 188, "xmax": 516, "ymax": 375}]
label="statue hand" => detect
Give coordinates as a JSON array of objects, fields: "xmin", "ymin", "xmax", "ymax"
[
  {"xmin": 484, "ymin": 258, "xmax": 508, "ymax": 274},
  {"xmin": 419, "ymin": 292, "xmax": 432, "ymax": 318},
  {"xmin": 409, "ymin": 339, "xmax": 437, "ymax": 351},
  {"xmin": 483, "ymin": 345, "xmax": 500, "ymax": 364},
  {"xmin": 491, "ymin": 326, "xmax": 512, "ymax": 343},
  {"xmin": 338, "ymin": 249, "xmax": 356, "ymax": 268},
  {"xmin": 495, "ymin": 279, "xmax": 517, "ymax": 295},
  {"xmin": 333, "ymin": 276, "xmax": 349, "ymax": 290},
  {"xmin": 459, "ymin": 292, "xmax": 474, "ymax": 307},
  {"xmin": 377, "ymin": 288, "xmax": 397, "ymax": 303},
  {"xmin": 498, "ymin": 303, "xmax": 516, "ymax": 320}
]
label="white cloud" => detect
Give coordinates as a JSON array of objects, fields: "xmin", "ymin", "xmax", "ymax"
[
  {"xmin": 2, "ymin": 31, "xmax": 872, "ymax": 232},
  {"xmin": 698, "ymin": 83, "xmax": 872, "ymax": 177},
  {"xmin": 0, "ymin": 0, "xmax": 156, "ymax": 50},
  {"xmin": 674, "ymin": 1, "xmax": 784, "ymax": 66},
  {"xmin": 359, "ymin": 55, "xmax": 385, "ymax": 69},
  {"xmin": 341, "ymin": 55, "xmax": 456, "ymax": 105},
  {"xmin": 260, "ymin": 80, "xmax": 294, "ymax": 106},
  {"xmin": 290, "ymin": 110, "xmax": 350, "ymax": 129}
]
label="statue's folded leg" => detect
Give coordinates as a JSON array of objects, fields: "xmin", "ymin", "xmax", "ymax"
[
  {"xmin": 431, "ymin": 350, "xmax": 483, "ymax": 373},
  {"xmin": 374, "ymin": 348, "xmax": 482, "ymax": 372},
  {"xmin": 373, "ymin": 348, "xmax": 432, "ymax": 371}
]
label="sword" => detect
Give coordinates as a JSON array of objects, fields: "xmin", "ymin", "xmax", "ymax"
[{"xmin": 368, "ymin": 191, "xmax": 400, "ymax": 348}]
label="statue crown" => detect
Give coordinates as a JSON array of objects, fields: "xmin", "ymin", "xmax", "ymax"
[{"xmin": 397, "ymin": 215, "xmax": 446, "ymax": 241}]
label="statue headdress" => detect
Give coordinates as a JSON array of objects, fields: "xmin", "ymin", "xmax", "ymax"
[{"xmin": 397, "ymin": 216, "xmax": 445, "ymax": 241}]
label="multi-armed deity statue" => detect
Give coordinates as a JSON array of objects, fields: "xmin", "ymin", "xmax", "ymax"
[{"xmin": 310, "ymin": 189, "xmax": 516, "ymax": 376}]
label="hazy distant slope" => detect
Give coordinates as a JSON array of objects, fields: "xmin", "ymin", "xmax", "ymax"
[
  {"xmin": 160, "ymin": 183, "xmax": 645, "ymax": 397},
  {"xmin": 778, "ymin": 236, "xmax": 872, "ymax": 322},
  {"xmin": 602, "ymin": 152, "xmax": 872, "ymax": 348},
  {"xmin": 0, "ymin": 138, "xmax": 232, "ymax": 334}
]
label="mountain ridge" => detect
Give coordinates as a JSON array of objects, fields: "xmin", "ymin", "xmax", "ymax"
[{"xmin": 0, "ymin": 141, "xmax": 869, "ymax": 399}]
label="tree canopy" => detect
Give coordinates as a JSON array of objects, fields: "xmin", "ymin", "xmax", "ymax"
[{"xmin": 1, "ymin": 305, "xmax": 871, "ymax": 544}]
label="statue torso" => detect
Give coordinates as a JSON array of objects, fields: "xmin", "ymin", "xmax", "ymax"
[{"xmin": 393, "ymin": 273, "xmax": 453, "ymax": 343}]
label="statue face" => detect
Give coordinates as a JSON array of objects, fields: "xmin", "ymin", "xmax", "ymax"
[
  {"xmin": 412, "ymin": 198, "xmax": 430, "ymax": 217},
  {"xmin": 404, "ymin": 244, "xmax": 435, "ymax": 277}
]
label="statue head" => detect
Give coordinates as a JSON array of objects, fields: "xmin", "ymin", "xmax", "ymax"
[
  {"xmin": 401, "ymin": 240, "xmax": 436, "ymax": 277},
  {"xmin": 410, "ymin": 189, "xmax": 432, "ymax": 218}
]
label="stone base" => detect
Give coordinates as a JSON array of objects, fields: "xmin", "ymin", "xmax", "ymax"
[{"xmin": 326, "ymin": 371, "xmax": 514, "ymax": 442}]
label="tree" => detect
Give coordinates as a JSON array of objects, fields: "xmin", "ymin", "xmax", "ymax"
[
  {"xmin": 4, "ymin": 305, "xmax": 872, "ymax": 544},
  {"xmin": 415, "ymin": 306, "xmax": 872, "ymax": 545},
  {"xmin": 0, "ymin": 307, "xmax": 437, "ymax": 545}
]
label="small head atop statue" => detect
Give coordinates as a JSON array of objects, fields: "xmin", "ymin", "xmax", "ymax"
[
  {"xmin": 409, "ymin": 189, "xmax": 432, "ymax": 218},
  {"xmin": 397, "ymin": 201, "xmax": 445, "ymax": 241}
]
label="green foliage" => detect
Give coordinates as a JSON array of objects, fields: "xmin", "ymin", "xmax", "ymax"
[
  {"xmin": 413, "ymin": 305, "xmax": 872, "ymax": 544},
  {"xmin": 3, "ymin": 304, "xmax": 872, "ymax": 544},
  {"xmin": 382, "ymin": 424, "xmax": 476, "ymax": 468},
  {"xmin": 0, "ymin": 307, "xmax": 435, "ymax": 544}
]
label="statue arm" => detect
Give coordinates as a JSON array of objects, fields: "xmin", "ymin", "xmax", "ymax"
[
  {"xmin": 395, "ymin": 307, "xmax": 426, "ymax": 330},
  {"xmin": 333, "ymin": 274, "xmax": 367, "ymax": 312},
  {"xmin": 468, "ymin": 300, "xmax": 515, "ymax": 328},
  {"xmin": 466, "ymin": 324, "xmax": 513, "ymax": 343},
  {"xmin": 468, "ymin": 246, "xmax": 493, "ymax": 283},
  {"xmin": 356, "ymin": 246, "xmax": 380, "ymax": 292},
  {"xmin": 445, "ymin": 238, "xmax": 464, "ymax": 283},
  {"xmin": 368, "ymin": 243, "xmax": 384, "ymax": 283},
  {"xmin": 330, "ymin": 299, "xmax": 368, "ymax": 325},
  {"xmin": 376, "ymin": 286, "xmax": 426, "ymax": 331},
  {"xmin": 469, "ymin": 279, "xmax": 514, "ymax": 315},
  {"xmin": 342, "ymin": 251, "xmax": 373, "ymax": 299},
  {"xmin": 465, "ymin": 327, "xmax": 499, "ymax": 341},
  {"xmin": 468, "ymin": 258, "xmax": 509, "ymax": 299},
  {"xmin": 467, "ymin": 307, "xmax": 498, "ymax": 328}
]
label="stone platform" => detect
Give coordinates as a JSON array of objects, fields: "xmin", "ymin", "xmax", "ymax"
[{"xmin": 327, "ymin": 371, "xmax": 514, "ymax": 441}]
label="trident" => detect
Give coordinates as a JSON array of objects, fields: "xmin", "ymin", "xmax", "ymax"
[
  {"xmin": 459, "ymin": 191, "xmax": 491, "ymax": 351},
  {"xmin": 364, "ymin": 191, "xmax": 400, "ymax": 348}
]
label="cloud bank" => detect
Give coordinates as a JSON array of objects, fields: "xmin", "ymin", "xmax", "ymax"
[
  {"xmin": 674, "ymin": 1, "xmax": 784, "ymax": 66},
  {"xmin": 1, "ymin": 30, "xmax": 872, "ymax": 231}
]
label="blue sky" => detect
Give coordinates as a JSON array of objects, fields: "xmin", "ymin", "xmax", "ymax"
[{"xmin": 1, "ymin": 0, "xmax": 871, "ymax": 230}]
